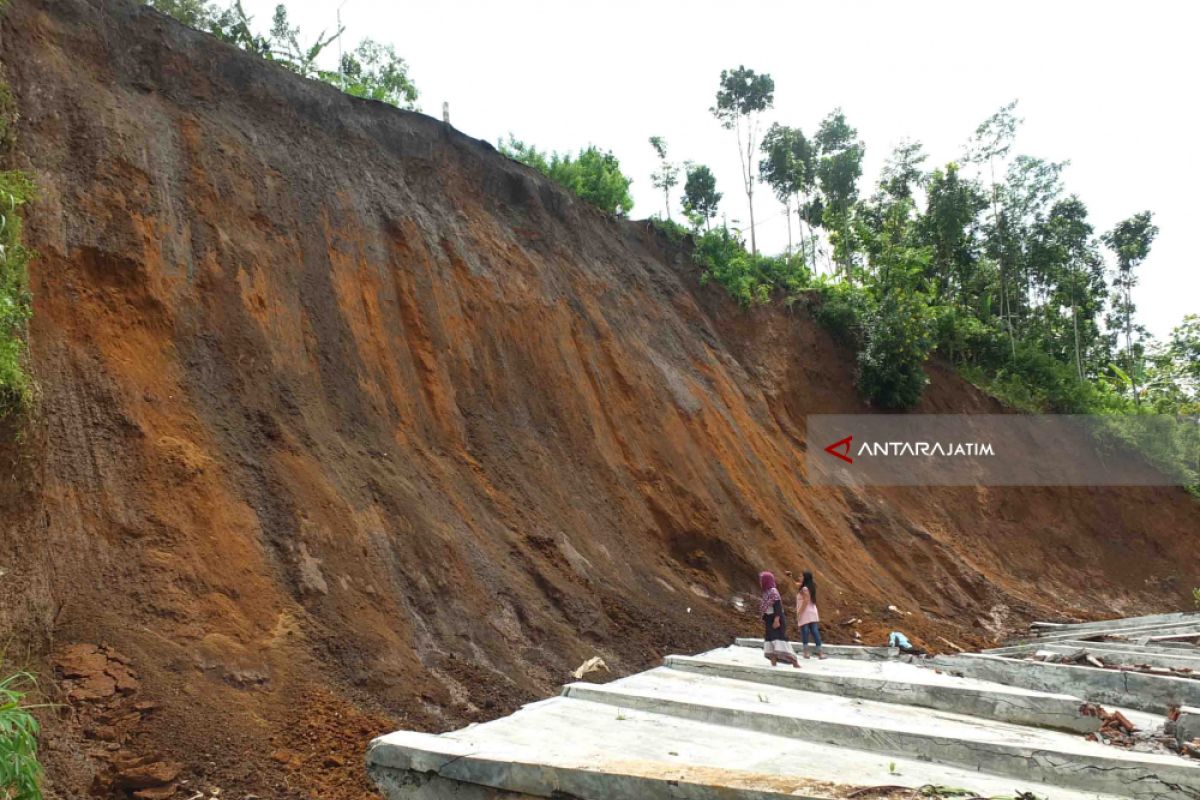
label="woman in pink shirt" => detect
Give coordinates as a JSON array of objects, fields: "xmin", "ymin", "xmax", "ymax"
[{"xmin": 795, "ymin": 571, "xmax": 825, "ymax": 659}]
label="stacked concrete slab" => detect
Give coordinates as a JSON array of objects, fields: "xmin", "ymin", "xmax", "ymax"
[
  {"xmin": 368, "ymin": 628, "xmax": 1200, "ymax": 799},
  {"xmin": 1013, "ymin": 611, "xmax": 1200, "ymax": 645}
]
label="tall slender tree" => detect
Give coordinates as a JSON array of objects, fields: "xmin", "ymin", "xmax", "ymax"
[
  {"xmin": 711, "ymin": 67, "xmax": 775, "ymax": 256},
  {"xmin": 814, "ymin": 109, "xmax": 864, "ymax": 277},
  {"xmin": 648, "ymin": 136, "xmax": 680, "ymax": 221},
  {"xmin": 966, "ymin": 100, "xmax": 1021, "ymax": 358},
  {"xmin": 1032, "ymin": 196, "xmax": 1104, "ymax": 380},
  {"xmin": 759, "ymin": 123, "xmax": 817, "ymax": 261},
  {"xmin": 1103, "ymin": 211, "xmax": 1159, "ymax": 404}
]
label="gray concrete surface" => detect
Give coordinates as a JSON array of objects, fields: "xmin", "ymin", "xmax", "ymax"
[
  {"xmin": 1181, "ymin": 706, "xmax": 1200, "ymax": 745},
  {"xmin": 563, "ymin": 667, "xmax": 1200, "ymax": 799},
  {"xmin": 986, "ymin": 639, "xmax": 1200, "ymax": 658},
  {"xmin": 368, "ymin": 629, "xmax": 1200, "ymax": 800},
  {"xmin": 1029, "ymin": 611, "xmax": 1200, "ymax": 635},
  {"xmin": 667, "ymin": 647, "xmax": 1100, "ymax": 732},
  {"xmin": 367, "ymin": 696, "xmax": 1138, "ymax": 800},
  {"xmin": 931, "ymin": 652, "xmax": 1200, "ymax": 713},
  {"xmin": 733, "ymin": 638, "xmax": 897, "ymax": 660},
  {"xmin": 982, "ymin": 641, "xmax": 1200, "ymax": 672},
  {"xmin": 1016, "ymin": 618, "xmax": 1200, "ymax": 645}
]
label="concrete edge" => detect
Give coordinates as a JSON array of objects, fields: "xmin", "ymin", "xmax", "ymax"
[
  {"xmin": 664, "ymin": 655, "xmax": 1099, "ymax": 734},
  {"xmin": 561, "ymin": 682, "xmax": 1200, "ymax": 800},
  {"xmin": 932, "ymin": 653, "xmax": 1200, "ymax": 714},
  {"xmin": 732, "ymin": 638, "xmax": 895, "ymax": 660},
  {"xmin": 366, "ymin": 728, "xmax": 834, "ymax": 800}
]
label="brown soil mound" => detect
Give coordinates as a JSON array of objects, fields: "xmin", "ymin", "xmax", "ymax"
[{"xmin": 1, "ymin": 1, "xmax": 1197, "ymax": 797}]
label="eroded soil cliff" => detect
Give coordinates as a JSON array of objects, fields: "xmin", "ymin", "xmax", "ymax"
[{"xmin": 1, "ymin": 1, "xmax": 1197, "ymax": 797}]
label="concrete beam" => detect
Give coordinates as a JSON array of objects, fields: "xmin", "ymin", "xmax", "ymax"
[
  {"xmin": 733, "ymin": 638, "xmax": 896, "ymax": 660},
  {"xmin": 1017, "ymin": 618, "xmax": 1200, "ymax": 645},
  {"xmin": 981, "ymin": 643, "xmax": 1200, "ymax": 673},
  {"xmin": 563, "ymin": 678, "xmax": 1200, "ymax": 799},
  {"xmin": 665, "ymin": 654, "xmax": 1099, "ymax": 733},
  {"xmin": 931, "ymin": 653, "xmax": 1200, "ymax": 714},
  {"xmin": 1029, "ymin": 611, "xmax": 1200, "ymax": 635},
  {"xmin": 986, "ymin": 639, "xmax": 1200, "ymax": 658}
]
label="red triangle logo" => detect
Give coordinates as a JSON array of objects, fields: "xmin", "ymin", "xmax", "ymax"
[{"xmin": 824, "ymin": 435, "xmax": 853, "ymax": 464}]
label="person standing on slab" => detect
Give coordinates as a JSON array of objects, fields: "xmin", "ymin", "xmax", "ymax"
[
  {"xmin": 760, "ymin": 571, "xmax": 800, "ymax": 667},
  {"xmin": 796, "ymin": 570, "xmax": 826, "ymax": 659}
]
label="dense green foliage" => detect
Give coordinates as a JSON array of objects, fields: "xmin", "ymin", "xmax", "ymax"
[
  {"xmin": 681, "ymin": 164, "xmax": 721, "ymax": 231},
  {"xmin": 693, "ymin": 228, "xmax": 807, "ymax": 306},
  {"xmin": 684, "ymin": 79, "xmax": 1196, "ymax": 457},
  {"xmin": 146, "ymin": 1, "xmax": 418, "ymax": 109},
  {"xmin": 0, "ymin": 171, "xmax": 32, "ymax": 415},
  {"xmin": 337, "ymin": 39, "xmax": 419, "ymax": 109},
  {"xmin": 0, "ymin": 43, "xmax": 32, "ymax": 418},
  {"xmin": 498, "ymin": 136, "xmax": 634, "ymax": 216},
  {"xmin": 0, "ymin": 673, "xmax": 42, "ymax": 800}
]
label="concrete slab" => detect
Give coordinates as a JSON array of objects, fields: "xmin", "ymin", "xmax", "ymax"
[
  {"xmin": 982, "ymin": 641, "xmax": 1200, "ymax": 673},
  {"xmin": 563, "ymin": 667, "xmax": 1200, "ymax": 798},
  {"xmin": 668, "ymin": 646, "xmax": 1099, "ymax": 732},
  {"xmin": 932, "ymin": 652, "xmax": 1200, "ymax": 713},
  {"xmin": 1017, "ymin": 618, "xmax": 1200, "ymax": 645},
  {"xmin": 733, "ymin": 638, "xmax": 897, "ymax": 660},
  {"xmin": 1030, "ymin": 611, "xmax": 1200, "ymax": 635},
  {"xmin": 368, "ymin": 633, "xmax": 1200, "ymax": 800},
  {"xmin": 367, "ymin": 696, "xmax": 1136, "ymax": 800},
  {"xmin": 986, "ymin": 639, "xmax": 1200, "ymax": 658}
]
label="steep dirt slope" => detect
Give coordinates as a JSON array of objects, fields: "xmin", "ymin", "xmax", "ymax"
[{"xmin": 0, "ymin": 1, "xmax": 1197, "ymax": 797}]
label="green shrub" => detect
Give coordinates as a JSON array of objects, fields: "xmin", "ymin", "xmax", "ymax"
[
  {"xmin": 649, "ymin": 217, "xmax": 690, "ymax": 246},
  {"xmin": 693, "ymin": 228, "xmax": 809, "ymax": 306},
  {"xmin": 0, "ymin": 170, "xmax": 33, "ymax": 417},
  {"xmin": 812, "ymin": 281, "xmax": 870, "ymax": 347},
  {"xmin": 0, "ymin": 672, "xmax": 42, "ymax": 800},
  {"xmin": 498, "ymin": 136, "xmax": 634, "ymax": 216},
  {"xmin": 856, "ymin": 293, "xmax": 934, "ymax": 410},
  {"xmin": 1194, "ymin": 588, "xmax": 1200, "ymax": 608}
]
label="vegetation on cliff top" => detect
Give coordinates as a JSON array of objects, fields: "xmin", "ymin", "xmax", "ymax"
[
  {"xmin": 638, "ymin": 75, "xmax": 1198, "ymax": 488},
  {"xmin": 147, "ymin": 0, "xmax": 419, "ymax": 109},
  {"xmin": 644, "ymin": 77, "xmax": 1198, "ymax": 424},
  {"xmin": 497, "ymin": 136, "xmax": 634, "ymax": 217}
]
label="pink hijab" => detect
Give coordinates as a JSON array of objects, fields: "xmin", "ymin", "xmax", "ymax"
[{"xmin": 759, "ymin": 571, "xmax": 781, "ymax": 614}]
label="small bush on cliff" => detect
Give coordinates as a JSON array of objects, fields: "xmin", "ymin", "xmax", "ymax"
[
  {"xmin": 649, "ymin": 218, "xmax": 689, "ymax": 246},
  {"xmin": 499, "ymin": 136, "xmax": 634, "ymax": 216},
  {"xmin": 811, "ymin": 280, "xmax": 869, "ymax": 347},
  {"xmin": 694, "ymin": 228, "xmax": 808, "ymax": 306},
  {"xmin": 1194, "ymin": 587, "xmax": 1200, "ymax": 608},
  {"xmin": 0, "ymin": 672, "xmax": 42, "ymax": 800}
]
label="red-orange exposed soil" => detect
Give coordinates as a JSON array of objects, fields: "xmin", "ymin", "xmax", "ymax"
[{"xmin": 1, "ymin": 1, "xmax": 1197, "ymax": 798}]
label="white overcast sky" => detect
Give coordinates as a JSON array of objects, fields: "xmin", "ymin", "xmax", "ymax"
[{"xmin": 240, "ymin": 0, "xmax": 1198, "ymax": 339}]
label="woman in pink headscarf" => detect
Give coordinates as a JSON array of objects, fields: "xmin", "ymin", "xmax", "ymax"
[{"xmin": 759, "ymin": 571, "xmax": 799, "ymax": 667}]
